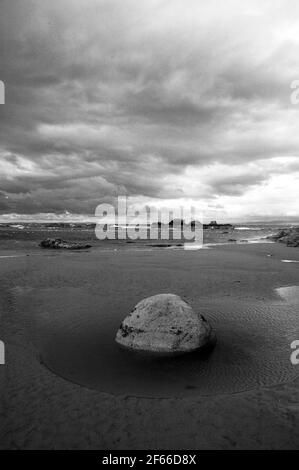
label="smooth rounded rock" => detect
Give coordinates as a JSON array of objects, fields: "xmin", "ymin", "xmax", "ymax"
[{"xmin": 115, "ymin": 293, "xmax": 214, "ymax": 355}]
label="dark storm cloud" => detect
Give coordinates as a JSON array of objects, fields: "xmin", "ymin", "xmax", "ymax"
[{"xmin": 1, "ymin": 0, "xmax": 299, "ymax": 216}]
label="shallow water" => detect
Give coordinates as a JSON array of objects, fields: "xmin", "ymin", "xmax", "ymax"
[
  {"xmin": 14, "ymin": 286, "xmax": 299, "ymax": 398},
  {"xmin": 276, "ymin": 285, "xmax": 299, "ymax": 303}
]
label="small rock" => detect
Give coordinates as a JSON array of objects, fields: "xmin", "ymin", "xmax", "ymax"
[
  {"xmin": 115, "ymin": 293, "xmax": 215, "ymax": 355},
  {"xmin": 149, "ymin": 243, "xmax": 172, "ymax": 248}
]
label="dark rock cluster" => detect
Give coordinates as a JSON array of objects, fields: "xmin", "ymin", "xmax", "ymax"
[
  {"xmin": 40, "ymin": 238, "xmax": 92, "ymax": 250},
  {"xmin": 269, "ymin": 228, "xmax": 299, "ymax": 247}
]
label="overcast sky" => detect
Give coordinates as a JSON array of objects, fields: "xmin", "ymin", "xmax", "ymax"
[{"xmin": 1, "ymin": 0, "xmax": 299, "ymax": 221}]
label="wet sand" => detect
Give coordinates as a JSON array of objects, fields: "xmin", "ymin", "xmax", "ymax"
[{"xmin": 1, "ymin": 243, "xmax": 299, "ymax": 449}]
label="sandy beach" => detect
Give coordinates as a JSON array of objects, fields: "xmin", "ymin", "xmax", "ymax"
[
  {"xmin": 1, "ymin": 241, "xmax": 299, "ymax": 449},
  {"xmin": 2, "ymin": 0, "xmax": 299, "ymax": 456}
]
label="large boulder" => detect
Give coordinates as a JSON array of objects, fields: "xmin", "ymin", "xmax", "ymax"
[
  {"xmin": 40, "ymin": 238, "xmax": 92, "ymax": 250},
  {"xmin": 115, "ymin": 293, "xmax": 215, "ymax": 355}
]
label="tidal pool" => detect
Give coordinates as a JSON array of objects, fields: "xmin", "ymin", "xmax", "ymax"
[{"xmin": 15, "ymin": 287, "xmax": 299, "ymax": 398}]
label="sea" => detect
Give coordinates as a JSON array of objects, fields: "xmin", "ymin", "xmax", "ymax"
[{"xmin": 0, "ymin": 221, "xmax": 296, "ymax": 253}]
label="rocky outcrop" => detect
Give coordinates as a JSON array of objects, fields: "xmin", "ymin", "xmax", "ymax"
[
  {"xmin": 204, "ymin": 221, "xmax": 233, "ymax": 229},
  {"xmin": 151, "ymin": 220, "xmax": 234, "ymax": 230},
  {"xmin": 269, "ymin": 228, "xmax": 299, "ymax": 247},
  {"xmin": 115, "ymin": 293, "xmax": 215, "ymax": 355},
  {"xmin": 40, "ymin": 238, "xmax": 92, "ymax": 250}
]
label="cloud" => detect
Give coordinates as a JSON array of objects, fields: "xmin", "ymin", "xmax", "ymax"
[{"xmin": 0, "ymin": 0, "xmax": 299, "ymax": 219}]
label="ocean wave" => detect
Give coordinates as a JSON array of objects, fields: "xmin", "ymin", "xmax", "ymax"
[{"xmin": 235, "ymin": 227, "xmax": 263, "ymax": 230}]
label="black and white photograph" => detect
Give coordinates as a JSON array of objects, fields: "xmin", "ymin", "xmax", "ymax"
[{"xmin": 1, "ymin": 0, "xmax": 299, "ymax": 455}]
